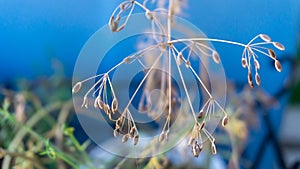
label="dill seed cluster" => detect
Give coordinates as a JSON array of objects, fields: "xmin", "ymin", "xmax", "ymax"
[{"xmin": 72, "ymin": 0, "xmax": 284, "ymax": 157}]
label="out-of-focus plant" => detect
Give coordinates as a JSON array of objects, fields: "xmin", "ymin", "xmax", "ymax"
[{"xmin": 289, "ymin": 40, "xmax": 300, "ymax": 104}]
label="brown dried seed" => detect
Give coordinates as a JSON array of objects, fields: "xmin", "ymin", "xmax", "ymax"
[
  {"xmin": 97, "ymin": 99, "xmax": 104, "ymax": 109},
  {"xmin": 259, "ymin": 34, "xmax": 271, "ymax": 42},
  {"xmin": 159, "ymin": 132, "xmax": 165, "ymax": 142},
  {"xmin": 241, "ymin": 58, "xmax": 247, "ymax": 68},
  {"xmin": 211, "ymin": 142, "xmax": 217, "ymax": 155},
  {"xmin": 111, "ymin": 98, "xmax": 118, "ymax": 113},
  {"xmin": 192, "ymin": 145, "xmax": 199, "ymax": 157},
  {"xmin": 116, "ymin": 24, "xmax": 125, "ymax": 32},
  {"xmin": 185, "ymin": 60, "xmax": 191, "ymax": 68},
  {"xmin": 177, "ymin": 53, "xmax": 183, "ymax": 65},
  {"xmin": 197, "ymin": 110, "xmax": 204, "ymax": 119},
  {"xmin": 94, "ymin": 97, "xmax": 99, "ymax": 109},
  {"xmin": 268, "ymin": 49, "xmax": 276, "ymax": 59},
  {"xmin": 275, "ymin": 60, "xmax": 282, "ymax": 72},
  {"xmin": 123, "ymin": 56, "xmax": 131, "ymax": 63},
  {"xmin": 212, "ymin": 51, "xmax": 220, "ymax": 64},
  {"xmin": 222, "ymin": 115, "xmax": 228, "ymax": 127},
  {"xmin": 122, "ymin": 134, "xmax": 129, "ymax": 143},
  {"xmin": 145, "ymin": 10, "xmax": 153, "ymax": 20},
  {"xmin": 109, "ymin": 16, "xmax": 118, "ymax": 32},
  {"xmin": 254, "ymin": 59, "xmax": 260, "ymax": 69},
  {"xmin": 273, "ymin": 42, "xmax": 285, "ymax": 51},
  {"xmin": 129, "ymin": 127, "xmax": 136, "ymax": 137},
  {"xmin": 255, "ymin": 73, "xmax": 261, "ymax": 86},
  {"xmin": 133, "ymin": 135, "xmax": 139, "ymax": 145},
  {"xmin": 248, "ymin": 72, "xmax": 253, "ymax": 88},
  {"xmin": 72, "ymin": 82, "xmax": 82, "ymax": 93}
]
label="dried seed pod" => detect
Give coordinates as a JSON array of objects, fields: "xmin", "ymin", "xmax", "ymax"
[
  {"xmin": 97, "ymin": 99, "xmax": 104, "ymax": 109},
  {"xmin": 116, "ymin": 118, "xmax": 122, "ymax": 127},
  {"xmin": 133, "ymin": 135, "xmax": 139, "ymax": 145},
  {"xmin": 241, "ymin": 57, "xmax": 247, "ymax": 68},
  {"xmin": 268, "ymin": 49, "xmax": 276, "ymax": 59},
  {"xmin": 109, "ymin": 16, "xmax": 119, "ymax": 32},
  {"xmin": 248, "ymin": 72, "xmax": 253, "ymax": 88},
  {"xmin": 104, "ymin": 104, "xmax": 111, "ymax": 115},
  {"xmin": 177, "ymin": 53, "xmax": 183, "ymax": 65},
  {"xmin": 222, "ymin": 115, "xmax": 228, "ymax": 127},
  {"xmin": 211, "ymin": 142, "xmax": 217, "ymax": 155},
  {"xmin": 159, "ymin": 132, "xmax": 165, "ymax": 142},
  {"xmin": 129, "ymin": 127, "xmax": 136, "ymax": 137},
  {"xmin": 94, "ymin": 97, "xmax": 100, "ymax": 109},
  {"xmin": 254, "ymin": 59, "xmax": 260, "ymax": 70},
  {"xmin": 273, "ymin": 42, "xmax": 285, "ymax": 51},
  {"xmin": 192, "ymin": 145, "xmax": 199, "ymax": 157},
  {"xmin": 255, "ymin": 73, "xmax": 261, "ymax": 86},
  {"xmin": 116, "ymin": 24, "xmax": 126, "ymax": 32},
  {"xmin": 275, "ymin": 60, "xmax": 282, "ymax": 72},
  {"xmin": 197, "ymin": 110, "xmax": 204, "ymax": 119},
  {"xmin": 185, "ymin": 60, "xmax": 191, "ymax": 68},
  {"xmin": 122, "ymin": 134, "xmax": 129, "ymax": 143},
  {"xmin": 145, "ymin": 10, "xmax": 153, "ymax": 20},
  {"xmin": 111, "ymin": 98, "xmax": 118, "ymax": 113},
  {"xmin": 123, "ymin": 56, "xmax": 132, "ymax": 63},
  {"xmin": 113, "ymin": 129, "xmax": 118, "ymax": 137},
  {"xmin": 72, "ymin": 82, "xmax": 82, "ymax": 93},
  {"xmin": 259, "ymin": 34, "xmax": 271, "ymax": 42},
  {"xmin": 212, "ymin": 51, "xmax": 220, "ymax": 64},
  {"xmin": 81, "ymin": 97, "xmax": 88, "ymax": 109}
]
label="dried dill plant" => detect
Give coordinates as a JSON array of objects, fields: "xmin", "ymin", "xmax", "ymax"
[{"xmin": 72, "ymin": 0, "xmax": 284, "ymax": 158}]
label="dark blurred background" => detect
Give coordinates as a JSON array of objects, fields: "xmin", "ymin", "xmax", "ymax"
[{"xmin": 0, "ymin": 0, "xmax": 299, "ymax": 169}]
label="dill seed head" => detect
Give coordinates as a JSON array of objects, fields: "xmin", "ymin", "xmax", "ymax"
[
  {"xmin": 254, "ymin": 59, "xmax": 260, "ymax": 70},
  {"xmin": 221, "ymin": 115, "xmax": 228, "ymax": 127},
  {"xmin": 159, "ymin": 132, "xmax": 165, "ymax": 142},
  {"xmin": 273, "ymin": 42, "xmax": 285, "ymax": 51},
  {"xmin": 255, "ymin": 73, "xmax": 261, "ymax": 86},
  {"xmin": 268, "ymin": 49, "xmax": 276, "ymax": 59},
  {"xmin": 275, "ymin": 60, "xmax": 282, "ymax": 72},
  {"xmin": 72, "ymin": 82, "xmax": 82, "ymax": 93},
  {"xmin": 259, "ymin": 34, "xmax": 271, "ymax": 42},
  {"xmin": 211, "ymin": 142, "xmax": 217, "ymax": 155},
  {"xmin": 122, "ymin": 134, "xmax": 129, "ymax": 143},
  {"xmin": 133, "ymin": 135, "xmax": 139, "ymax": 145},
  {"xmin": 111, "ymin": 98, "xmax": 118, "ymax": 113},
  {"xmin": 248, "ymin": 72, "xmax": 253, "ymax": 88},
  {"xmin": 212, "ymin": 51, "xmax": 220, "ymax": 64},
  {"xmin": 241, "ymin": 58, "xmax": 247, "ymax": 68}
]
